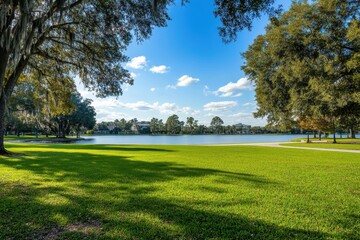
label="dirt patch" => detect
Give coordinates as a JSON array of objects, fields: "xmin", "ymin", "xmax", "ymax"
[
  {"xmin": 41, "ymin": 220, "xmax": 102, "ymax": 239},
  {"xmin": 42, "ymin": 227, "xmax": 63, "ymax": 240},
  {"xmin": 65, "ymin": 219, "xmax": 102, "ymax": 233}
]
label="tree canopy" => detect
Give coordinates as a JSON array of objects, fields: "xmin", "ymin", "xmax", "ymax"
[
  {"xmin": 242, "ymin": 0, "xmax": 360, "ymax": 137},
  {"xmin": 0, "ymin": 0, "xmax": 281, "ymax": 153}
]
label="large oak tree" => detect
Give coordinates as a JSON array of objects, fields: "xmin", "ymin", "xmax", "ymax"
[
  {"xmin": 0, "ymin": 0, "xmax": 278, "ymax": 153},
  {"xmin": 243, "ymin": 0, "xmax": 360, "ymax": 139}
]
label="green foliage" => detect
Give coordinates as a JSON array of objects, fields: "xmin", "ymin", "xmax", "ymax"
[
  {"xmin": 210, "ymin": 116, "xmax": 224, "ymax": 133},
  {"xmin": 0, "ymin": 143, "xmax": 359, "ymax": 239},
  {"xmin": 150, "ymin": 117, "xmax": 164, "ymax": 134},
  {"xmin": 0, "ymin": 0, "xmax": 283, "ymax": 151},
  {"xmin": 67, "ymin": 93, "xmax": 96, "ymax": 138},
  {"xmin": 165, "ymin": 114, "xmax": 181, "ymax": 134},
  {"xmin": 243, "ymin": 0, "xmax": 360, "ymax": 132}
]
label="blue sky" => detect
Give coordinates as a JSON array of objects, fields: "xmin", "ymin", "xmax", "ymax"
[{"xmin": 78, "ymin": 0, "xmax": 290, "ymax": 126}]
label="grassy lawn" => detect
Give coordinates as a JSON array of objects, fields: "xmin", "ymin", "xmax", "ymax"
[
  {"xmin": 1, "ymin": 143, "xmax": 359, "ymax": 239},
  {"xmin": 291, "ymin": 138, "xmax": 360, "ymax": 143},
  {"xmin": 287, "ymin": 138, "xmax": 360, "ymax": 150},
  {"xmin": 282, "ymin": 143, "xmax": 360, "ymax": 150}
]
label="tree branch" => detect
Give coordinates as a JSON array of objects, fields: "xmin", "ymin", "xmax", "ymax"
[
  {"xmin": 35, "ymin": 50, "xmax": 80, "ymax": 68},
  {"xmin": 60, "ymin": 0, "xmax": 84, "ymax": 12}
]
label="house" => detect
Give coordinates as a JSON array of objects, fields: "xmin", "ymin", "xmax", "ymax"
[{"xmin": 131, "ymin": 121, "xmax": 150, "ymax": 134}]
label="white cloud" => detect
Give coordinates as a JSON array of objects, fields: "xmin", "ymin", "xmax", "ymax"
[
  {"xmin": 130, "ymin": 72, "xmax": 137, "ymax": 79},
  {"xmin": 104, "ymin": 100, "xmax": 200, "ymax": 116},
  {"xmin": 120, "ymin": 101, "xmax": 155, "ymax": 111},
  {"xmin": 203, "ymin": 85, "xmax": 212, "ymax": 96},
  {"xmin": 157, "ymin": 102, "xmax": 177, "ymax": 114},
  {"xmin": 166, "ymin": 85, "xmax": 177, "ymax": 90},
  {"xmin": 126, "ymin": 56, "xmax": 147, "ymax": 69},
  {"xmin": 157, "ymin": 103, "xmax": 200, "ymax": 115},
  {"xmin": 91, "ymin": 98, "xmax": 121, "ymax": 108},
  {"xmin": 150, "ymin": 88, "xmax": 156, "ymax": 92},
  {"xmin": 229, "ymin": 112, "xmax": 253, "ymax": 118},
  {"xmin": 204, "ymin": 101, "xmax": 237, "ymax": 112},
  {"xmin": 214, "ymin": 78, "xmax": 252, "ymax": 97},
  {"xmin": 150, "ymin": 65, "xmax": 169, "ymax": 74},
  {"xmin": 227, "ymin": 112, "xmax": 266, "ymax": 126},
  {"xmin": 78, "ymin": 89, "xmax": 95, "ymax": 99},
  {"xmin": 243, "ymin": 102, "xmax": 256, "ymax": 106},
  {"xmin": 177, "ymin": 75, "xmax": 200, "ymax": 87},
  {"xmin": 96, "ymin": 110, "xmax": 132, "ymax": 122}
]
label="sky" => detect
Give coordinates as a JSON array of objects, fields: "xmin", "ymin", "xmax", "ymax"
[{"xmin": 77, "ymin": 0, "xmax": 290, "ymax": 126}]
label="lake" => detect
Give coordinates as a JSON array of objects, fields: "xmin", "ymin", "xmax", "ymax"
[{"xmin": 77, "ymin": 134, "xmax": 309, "ymax": 145}]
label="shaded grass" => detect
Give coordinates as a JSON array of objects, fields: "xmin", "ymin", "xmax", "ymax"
[{"xmin": 0, "ymin": 143, "xmax": 359, "ymax": 239}]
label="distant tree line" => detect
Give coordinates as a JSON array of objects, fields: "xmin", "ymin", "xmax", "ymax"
[{"xmin": 92, "ymin": 115, "xmax": 304, "ymax": 136}]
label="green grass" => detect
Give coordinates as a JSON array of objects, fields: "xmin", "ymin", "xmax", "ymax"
[
  {"xmin": 287, "ymin": 138, "xmax": 360, "ymax": 150},
  {"xmin": 291, "ymin": 138, "xmax": 360, "ymax": 143},
  {"xmin": 282, "ymin": 143, "xmax": 360, "ymax": 150},
  {"xmin": 1, "ymin": 143, "xmax": 359, "ymax": 239}
]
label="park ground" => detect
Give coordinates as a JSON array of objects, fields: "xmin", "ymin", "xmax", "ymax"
[{"xmin": 0, "ymin": 142, "xmax": 359, "ymax": 239}]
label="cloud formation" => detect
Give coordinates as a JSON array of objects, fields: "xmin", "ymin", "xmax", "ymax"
[
  {"xmin": 166, "ymin": 85, "xmax": 177, "ymax": 90},
  {"xmin": 214, "ymin": 78, "xmax": 252, "ymax": 97},
  {"xmin": 150, "ymin": 88, "xmax": 156, "ymax": 92},
  {"xmin": 243, "ymin": 102, "xmax": 256, "ymax": 107},
  {"xmin": 227, "ymin": 111, "xmax": 266, "ymax": 126},
  {"xmin": 150, "ymin": 65, "xmax": 169, "ymax": 74},
  {"xmin": 126, "ymin": 56, "xmax": 147, "ymax": 69},
  {"xmin": 177, "ymin": 75, "xmax": 200, "ymax": 87},
  {"xmin": 130, "ymin": 72, "xmax": 137, "ymax": 79},
  {"xmin": 203, "ymin": 101, "xmax": 237, "ymax": 112},
  {"xmin": 91, "ymin": 99, "xmax": 199, "ymax": 116}
]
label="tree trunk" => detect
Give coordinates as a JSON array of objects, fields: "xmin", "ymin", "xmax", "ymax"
[
  {"xmin": 350, "ymin": 127, "xmax": 356, "ymax": 138},
  {"xmin": 0, "ymin": 96, "xmax": 9, "ymax": 154},
  {"xmin": 0, "ymin": 53, "xmax": 28, "ymax": 155},
  {"xmin": 0, "ymin": 49, "xmax": 9, "ymax": 154},
  {"xmin": 307, "ymin": 131, "xmax": 310, "ymax": 143},
  {"xmin": 318, "ymin": 131, "xmax": 322, "ymax": 141},
  {"xmin": 332, "ymin": 119, "xmax": 336, "ymax": 144},
  {"xmin": 313, "ymin": 131, "xmax": 317, "ymax": 138},
  {"xmin": 59, "ymin": 121, "xmax": 66, "ymax": 138}
]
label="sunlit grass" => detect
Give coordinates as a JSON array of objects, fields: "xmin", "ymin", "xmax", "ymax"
[
  {"xmin": 291, "ymin": 137, "xmax": 360, "ymax": 143},
  {"xmin": 282, "ymin": 143, "xmax": 360, "ymax": 150},
  {"xmin": 1, "ymin": 143, "xmax": 359, "ymax": 239},
  {"xmin": 288, "ymin": 138, "xmax": 360, "ymax": 150}
]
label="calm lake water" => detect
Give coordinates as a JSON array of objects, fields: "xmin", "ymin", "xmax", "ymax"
[{"xmin": 77, "ymin": 134, "xmax": 309, "ymax": 145}]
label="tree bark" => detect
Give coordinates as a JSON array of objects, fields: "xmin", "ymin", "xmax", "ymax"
[
  {"xmin": 350, "ymin": 127, "xmax": 356, "ymax": 138},
  {"xmin": 332, "ymin": 119, "xmax": 336, "ymax": 144},
  {"xmin": 307, "ymin": 131, "xmax": 310, "ymax": 143},
  {"xmin": 0, "ymin": 96, "xmax": 9, "ymax": 154},
  {"xmin": 0, "ymin": 54, "xmax": 29, "ymax": 154}
]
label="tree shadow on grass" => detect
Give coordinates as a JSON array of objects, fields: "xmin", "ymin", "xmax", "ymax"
[
  {"xmin": 335, "ymin": 213, "xmax": 360, "ymax": 240},
  {"xmin": 5, "ymin": 143, "xmax": 176, "ymax": 153},
  {"xmin": 0, "ymin": 148, "xmax": 274, "ymax": 186},
  {"xmin": 0, "ymin": 146, "xmax": 331, "ymax": 239},
  {"xmin": 0, "ymin": 181, "xmax": 330, "ymax": 240}
]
